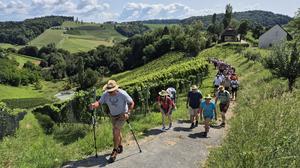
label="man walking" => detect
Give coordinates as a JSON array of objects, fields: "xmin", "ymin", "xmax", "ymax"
[
  {"xmin": 90, "ymin": 80, "xmax": 135, "ymax": 163},
  {"xmin": 186, "ymin": 85, "xmax": 203, "ymax": 129},
  {"xmin": 200, "ymin": 94, "xmax": 217, "ymax": 137},
  {"xmin": 215, "ymin": 85, "xmax": 230, "ymax": 127}
]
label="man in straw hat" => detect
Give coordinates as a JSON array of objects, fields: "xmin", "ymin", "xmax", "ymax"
[
  {"xmin": 215, "ymin": 85, "xmax": 230, "ymax": 127},
  {"xmin": 90, "ymin": 80, "xmax": 135, "ymax": 163},
  {"xmin": 157, "ymin": 90, "xmax": 175, "ymax": 130},
  {"xmin": 186, "ymin": 85, "xmax": 203, "ymax": 129},
  {"xmin": 200, "ymin": 94, "xmax": 217, "ymax": 137}
]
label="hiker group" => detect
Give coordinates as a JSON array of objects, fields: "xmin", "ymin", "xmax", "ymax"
[{"xmin": 89, "ymin": 58, "xmax": 239, "ymax": 163}]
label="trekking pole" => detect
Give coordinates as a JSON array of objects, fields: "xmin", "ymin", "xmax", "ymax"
[
  {"xmin": 126, "ymin": 120, "xmax": 142, "ymax": 153},
  {"xmin": 91, "ymin": 88, "xmax": 98, "ymax": 158}
]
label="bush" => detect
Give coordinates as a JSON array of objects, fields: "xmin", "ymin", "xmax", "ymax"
[
  {"xmin": 53, "ymin": 123, "xmax": 89, "ymax": 145},
  {"xmin": 34, "ymin": 113, "xmax": 55, "ymax": 134},
  {"xmin": 243, "ymin": 48, "xmax": 261, "ymax": 61}
]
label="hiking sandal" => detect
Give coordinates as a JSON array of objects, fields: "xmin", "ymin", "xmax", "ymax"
[
  {"xmin": 108, "ymin": 149, "xmax": 118, "ymax": 163},
  {"xmin": 117, "ymin": 145, "xmax": 123, "ymax": 154}
]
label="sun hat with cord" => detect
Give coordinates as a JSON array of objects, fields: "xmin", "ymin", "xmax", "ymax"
[
  {"xmin": 191, "ymin": 85, "xmax": 198, "ymax": 90},
  {"xmin": 218, "ymin": 85, "xmax": 225, "ymax": 91},
  {"xmin": 159, "ymin": 90, "xmax": 170, "ymax": 97},
  {"xmin": 205, "ymin": 94, "xmax": 213, "ymax": 100},
  {"xmin": 103, "ymin": 80, "xmax": 119, "ymax": 92}
]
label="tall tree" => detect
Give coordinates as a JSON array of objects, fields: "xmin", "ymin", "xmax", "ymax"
[
  {"xmin": 238, "ymin": 20, "xmax": 250, "ymax": 39},
  {"xmin": 212, "ymin": 13, "xmax": 217, "ymax": 25},
  {"xmin": 264, "ymin": 41, "xmax": 300, "ymax": 92},
  {"xmin": 223, "ymin": 4, "xmax": 233, "ymax": 29}
]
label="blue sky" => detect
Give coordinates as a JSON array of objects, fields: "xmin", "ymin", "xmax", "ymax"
[{"xmin": 0, "ymin": 0, "xmax": 299, "ymax": 22}]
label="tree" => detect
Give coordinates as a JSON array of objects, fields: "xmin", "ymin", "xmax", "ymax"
[
  {"xmin": 223, "ymin": 4, "xmax": 233, "ymax": 29},
  {"xmin": 252, "ymin": 24, "xmax": 264, "ymax": 39},
  {"xmin": 81, "ymin": 68, "xmax": 98, "ymax": 89},
  {"xmin": 263, "ymin": 41, "xmax": 300, "ymax": 92},
  {"xmin": 238, "ymin": 20, "xmax": 250, "ymax": 39},
  {"xmin": 143, "ymin": 44, "xmax": 156, "ymax": 59},
  {"xmin": 212, "ymin": 13, "xmax": 217, "ymax": 25},
  {"xmin": 77, "ymin": 57, "xmax": 85, "ymax": 86},
  {"xmin": 18, "ymin": 46, "xmax": 39, "ymax": 57}
]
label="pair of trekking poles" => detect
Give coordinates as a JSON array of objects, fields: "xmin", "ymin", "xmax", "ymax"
[{"xmin": 90, "ymin": 88, "xmax": 142, "ymax": 158}]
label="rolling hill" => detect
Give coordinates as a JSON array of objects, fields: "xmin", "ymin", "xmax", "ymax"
[
  {"xmin": 29, "ymin": 21, "xmax": 126, "ymax": 53},
  {"xmin": 139, "ymin": 10, "xmax": 292, "ymax": 28}
]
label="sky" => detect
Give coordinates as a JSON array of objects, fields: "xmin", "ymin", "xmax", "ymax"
[{"xmin": 0, "ymin": 0, "xmax": 299, "ymax": 22}]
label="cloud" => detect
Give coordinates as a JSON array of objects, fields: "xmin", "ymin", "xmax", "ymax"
[{"xmin": 119, "ymin": 3, "xmax": 197, "ymax": 21}]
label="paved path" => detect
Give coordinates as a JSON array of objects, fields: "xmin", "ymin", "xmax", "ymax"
[{"xmin": 62, "ymin": 102, "xmax": 235, "ymax": 168}]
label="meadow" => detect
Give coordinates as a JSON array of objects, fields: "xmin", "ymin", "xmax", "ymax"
[
  {"xmin": 28, "ymin": 22, "xmax": 126, "ymax": 53},
  {"xmin": 8, "ymin": 53, "xmax": 41, "ymax": 68}
]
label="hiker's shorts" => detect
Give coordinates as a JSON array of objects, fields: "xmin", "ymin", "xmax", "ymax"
[
  {"xmin": 111, "ymin": 114, "xmax": 126, "ymax": 129},
  {"xmin": 189, "ymin": 107, "xmax": 199, "ymax": 116},
  {"xmin": 204, "ymin": 115, "xmax": 214, "ymax": 120},
  {"xmin": 232, "ymin": 87, "xmax": 238, "ymax": 92},
  {"xmin": 220, "ymin": 103, "xmax": 229, "ymax": 113},
  {"xmin": 161, "ymin": 108, "xmax": 173, "ymax": 115}
]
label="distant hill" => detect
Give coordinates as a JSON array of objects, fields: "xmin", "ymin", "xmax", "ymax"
[
  {"xmin": 0, "ymin": 16, "xmax": 73, "ymax": 45},
  {"xmin": 138, "ymin": 10, "xmax": 292, "ymax": 28}
]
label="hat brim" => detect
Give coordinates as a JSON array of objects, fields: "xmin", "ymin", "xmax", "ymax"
[
  {"xmin": 205, "ymin": 97, "xmax": 212, "ymax": 100},
  {"xmin": 159, "ymin": 92, "xmax": 169, "ymax": 96},
  {"xmin": 103, "ymin": 84, "xmax": 119, "ymax": 92}
]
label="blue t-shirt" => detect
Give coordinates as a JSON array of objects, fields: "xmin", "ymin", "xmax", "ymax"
[
  {"xmin": 201, "ymin": 101, "xmax": 216, "ymax": 117},
  {"xmin": 99, "ymin": 89, "xmax": 133, "ymax": 116},
  {"xmin": 188, "ymin": 91, "xmax": 203, "ymax": 109}
]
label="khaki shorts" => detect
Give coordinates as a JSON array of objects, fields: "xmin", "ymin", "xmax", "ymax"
[
  {"xmin": 111, "ymin": 114, "xmax": 126, "ymax": 129},
  {"xmin": 189, "ymin": 107, "xmax": 199, "ymax": 116}
]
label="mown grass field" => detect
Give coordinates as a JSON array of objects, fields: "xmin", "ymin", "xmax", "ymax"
[
  {"xmin": 29, "ymin": 29, "xmax": 65, "ymax": 48},
  {"xmin": 0, "ymin": 43, "xmax": 23, "ymax": 49},
  {"xmin": 28, "ymin": 21, "xmax": 126, "ymax": 53},
  {"xmin": 8, "ymin": 53, "xmax": 41, "ymax": 68},
  {"xmin": 0, "ymin": 80, "xmax": 64, "ymax": 101}
]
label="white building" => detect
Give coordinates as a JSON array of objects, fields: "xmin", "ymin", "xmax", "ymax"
[{"xmin": 259, "ymin": 25, "xmax": 292, "ymax": 48}]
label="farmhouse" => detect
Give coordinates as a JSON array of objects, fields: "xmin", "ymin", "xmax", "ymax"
[
  {"xmin": 259, "ymin": 25, "xmax": 292, "ymax": 48},
  {"xmin": 220, "ymin": 28, "xmax": 240, "ymax": 42}
]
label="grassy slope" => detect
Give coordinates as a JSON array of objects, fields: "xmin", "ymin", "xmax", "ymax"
[
  {"xmin": 0, "ymin": 43, "xmax": 24, "ymax": 49},
  {"xmin": 8, "ymin": 53, "xmax": 41, "ymax": 68},
  {"xmin": 207, "ymin": 46, "xmax": 300, "ymax": 167},
  {"xmin": 0, "ymin": 80, "xmax": 64, "ymax": 101},
  {"xmin": 0, "ymin": 47, "xmax": 222, "ymax": 168},
  {"xmin": 29, "ymin": 29, "xmax": 65, "ymax": 48},
  {"xmin": 28, "ymin": 21, "xmax": 125, "ymax": 53}
]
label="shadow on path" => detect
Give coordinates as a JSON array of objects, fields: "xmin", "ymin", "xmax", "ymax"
[
  {"xmin": 188, "ymin": 132, "xmax": 207, "ymax": 139},
  {"xmin": 62, "ymin": 154, "xmax": 110, "ymax": 168},
  {"xmin": 173, "ymin": 127, "xmax": 192, "ymax": 132},
  {"xmin": 143, "ymin": 128, "xmax": 165, "ymax": 136}
]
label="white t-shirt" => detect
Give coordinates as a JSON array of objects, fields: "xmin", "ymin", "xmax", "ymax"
[{"xmin": 99, "ymin": 89, "xmax": 133, "ymax": 116}]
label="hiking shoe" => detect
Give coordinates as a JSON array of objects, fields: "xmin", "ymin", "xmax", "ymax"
[
  {"xmin": 108, "ymin": 149, "xmax": 117, "ymax": 163},
  {"xmin": 168, "ymin": 123, "xmax": 172, "ymax": 129},
  {"xmin": 220, "ymin": 123, "xmax": 226, "ymax": 127},
  {"xmin": 195, "ymin": 121, "xmax": 199, "ymax": 127},
  {"xmin": 190, "ymin": 123, "xmax": 194, "ymax": 129},
  {"xmin": 161, "ymin": 126, "xmax": 166, "ymax": 131},
  {"xmin": 117, "ymin": 145, "xmax": 123, "ymax": 154},
  {"xmin": 203, "ymin": 132, "xmax": 207, "ymax": 138}
]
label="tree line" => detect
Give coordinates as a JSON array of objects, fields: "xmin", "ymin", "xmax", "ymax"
[{"xmin": 0, "ymin": 16, "xmax": 73, "ymax": 45}]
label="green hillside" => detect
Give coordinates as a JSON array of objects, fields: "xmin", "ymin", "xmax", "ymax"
[
  {"xmin": 29, "ymin": 29, "xmax": 65, "ymax": 48},
  {"xmin": 8, "ymin": 53, "xmax": 41, "ymax": 68},
  {"xmin": 28, "ymin": 22, "xmax": 126, "ymax": 53}
]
